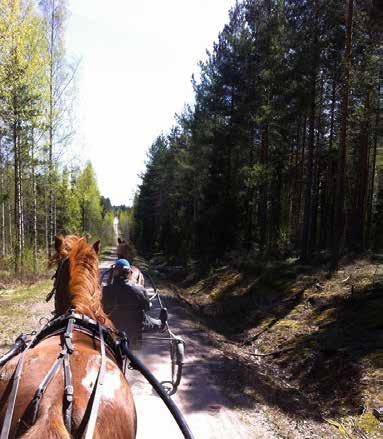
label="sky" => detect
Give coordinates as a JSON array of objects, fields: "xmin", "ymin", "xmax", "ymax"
[{"xmin": 65, "ymin": 0, "xmax": 236, "ymax": 206}]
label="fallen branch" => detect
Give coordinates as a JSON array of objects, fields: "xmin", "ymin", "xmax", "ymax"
[
  {"xmin": 247, "ymin": 346, "xmax": 294, "ymax": 357},
  {"xmin": 242, "ymin": 289, "xmax": 306, "ymax": 346},
  {"xmin": 323, "ymin": 418, "xmax": 354, "ymax": 439},
  {"xmin": 242, "ymin": 320, "xmax": 277, "ymax": 345}
]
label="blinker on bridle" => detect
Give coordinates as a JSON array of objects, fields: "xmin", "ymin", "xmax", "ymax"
[{"xmin": 45, "ymin": 257, "xmax": 69, "ymax": 303}]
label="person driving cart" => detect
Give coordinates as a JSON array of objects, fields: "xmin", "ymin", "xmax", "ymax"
[{"xmin": 106, "ymin": 258, "xmax": 167, "ymax": 332}]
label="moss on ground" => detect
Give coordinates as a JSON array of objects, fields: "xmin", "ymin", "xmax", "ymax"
[{"xmin": 354, "ymin": 412, "xmax": 383, "ymax": 438}]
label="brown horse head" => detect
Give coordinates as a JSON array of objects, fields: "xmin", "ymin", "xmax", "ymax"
[
  {"xmin": 0, "ymin": 234, "xmax": 137, "ymax": 438},
  {"xmin": 117, "ymin": 237, "xmax": 137, "ymax": 262},
  {"xmin": 50, "ymin": 235, "xmax": 113, "ymax": 328}
]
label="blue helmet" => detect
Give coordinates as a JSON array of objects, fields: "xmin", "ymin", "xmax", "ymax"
[{"xmin": 115, "ymin": 259, "xmax": 131, "ymax": 270}]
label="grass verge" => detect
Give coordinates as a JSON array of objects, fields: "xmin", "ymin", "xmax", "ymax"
[{"xmin": 0, "ymin": 279, "xmax": 53, "ymax": 355}]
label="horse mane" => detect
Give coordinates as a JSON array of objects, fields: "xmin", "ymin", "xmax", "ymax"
[{"xmin": 52, "ymin": 235, "xmax": 113, "ymax": 328}]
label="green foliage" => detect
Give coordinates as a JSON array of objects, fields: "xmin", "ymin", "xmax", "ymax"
[
  {"xmin": 133, "ymin": 0, "xmax": 382, "ymax": 263},
  {"xmin": 241, "ymin": 164, "xmax": 272, "ymax": 190},
  {"xmin": 74, "ymin": 162, "xmax": 102, "ymax": 238},
  {"xmin": 0, "ymin": 0, "xmax": 118, "ymax": 278},
  {"xmin": 56, "ymin": 168, "xmax": 81, "ymax": 234},
  {"xmin": 119, "ymin": 209, "xmax": 133, "ymax": 241},
  {"xmin": 100, "ymin": 211, "xmax": 115, "ymax": 246}
]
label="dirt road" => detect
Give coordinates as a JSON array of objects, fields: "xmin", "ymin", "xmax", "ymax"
[
  {"xmin": 100, "ymin": 259, "xmax": 278, "ymax": 439},
  {"xmin": 131, "ymin": 299, "xmax": 277, "ymax": 438},
  {"xmin": 0, "ymin": 258, "xmax": 277, "ymax": 438}
]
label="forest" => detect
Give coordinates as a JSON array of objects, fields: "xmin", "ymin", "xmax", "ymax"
[
  {"xmin": 133, "ymin": 0, "xmax": 382, "ymax": 269},
  {"xmin": 0, "ymin": 2, "xmax": 382, "ymax": 437},
  {"xmin": 0, "ymin": 0, "xmax": 123, "ymax": 279}
]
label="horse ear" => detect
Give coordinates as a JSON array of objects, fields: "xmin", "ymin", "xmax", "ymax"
[
  {"xmin": 117, "ymin": 237, "xmax": 122, "ymax": 244},
  {"xmin": 54, "ymin": 235, "xmax": 64, "ymax": 253},
  {"xmin": 93, "ymin": 240, "xmax": 101, "ymax": 254}
]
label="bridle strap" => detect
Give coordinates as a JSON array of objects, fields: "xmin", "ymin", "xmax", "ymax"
[
  {"xmin": 46, "ymin": 257, "xmax": 69, "ymax": 303},
  {"xmin": 84, "ymin": 323, "xmax": 106, "ymax": 439}
]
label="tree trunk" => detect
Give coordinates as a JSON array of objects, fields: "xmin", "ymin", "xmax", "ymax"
[
  {"xmin": 8, "ymin": 198, "xmax": 14, "ymax": 254},
  {"xmin": 301, "ymin": 2, "xmax": 319, "ymax": 262},
  {"xmin": 245, "ymin": 126, "xmax": 255, "ymax": 252},
  {"xmin": 289, "ymin": 118, "xmax": 301, "ymax": 245},
  {"xmin": 322, "ymin": 78, "xmax": 337, "ymax": 249},
  {"xmin": 31, "ymin": 128, "xmax": 38, "ymax": 272},
  {"xmin": 48, "ymin": 0, "xmax": 56, "ymax": 256},
  {"xmin": 8, "ymin": 198, "xmax": 12, "ymax": 256},
  {"xmin": 14, "ymin": 121, "xmax": 22, "ymax": 275},
  {"xmin": 296, "ymin": 116, "xmax": 307, "ymax": 245},
  {"xmin": 259, "ymin": 124, "xmax": 269, "ymax": 255},
  {"xmin": 310, "ymin": 74, "xmax": 324, "ymax": 253},
  {"xmin": 301, "ymin": 70, "xmax": 317, "ymax": 261},
  {"xmin": 19, "ymin": 133, "xmax": 24, "ymax": 255},
  {"xmin": 45, "ymin": 185, "xmax": 49, "ymax": 256},
  {"xmin": 0, "ymin": 130, "xmax": 5, "ymax": 257},
  {"xmin": 331, "ymin": 0, "xmax": 354, "ymax": 270},
  {"xmin": 366, "ymin": 99, "xmax": 380, "ymax": 246},
  {"xmin": 352, "ymin": 91, "xmax": 371, "ymax": 250}
]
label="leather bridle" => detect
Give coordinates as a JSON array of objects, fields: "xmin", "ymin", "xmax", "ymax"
[{"xmin": 45, "ymin": 256, "xmax": 69, "ymax": 306}]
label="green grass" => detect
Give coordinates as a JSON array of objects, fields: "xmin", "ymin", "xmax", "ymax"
[{"xmin": 0, "ymin": 279, "xmax": 53, "ymax": 355}]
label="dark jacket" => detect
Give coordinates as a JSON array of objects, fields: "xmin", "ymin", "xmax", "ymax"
[{"xmin": 103, "ymin": 280, "xmax": 150, "ymax": 311}]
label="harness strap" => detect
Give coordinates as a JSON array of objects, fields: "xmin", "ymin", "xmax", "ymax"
[
  {"xmin": 0, "ymin": 334, "xmax": 28, "ymax": 369},
  {"xmin": 0, "ymin": 349, "xmax": 27, "ymax": 439},
  {"xmin": 19, "ymin": 318, "xmax": 75, "ymax": 434},
  {"xmin": 84, "ymin": 324, "xmax": 106, "ymax": 439},
  {"xmin": 45, "ymin": 287, "xmax": 55, "ymax": 303},
  {"xmin": 26, "ymin": 354, "xmax": 65, "ymax": 425},
  {"xmin": 63, "ymin": 351, "xmax": 73, "ymax": 433},
  {"xmin": 0, "ymin": 315, "xmax": 115, "ymax": 438}
]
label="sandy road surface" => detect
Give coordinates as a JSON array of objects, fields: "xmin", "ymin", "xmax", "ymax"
[{"xmin": 100, "ymin": 258, "xmax": 278, "ymax": 439}]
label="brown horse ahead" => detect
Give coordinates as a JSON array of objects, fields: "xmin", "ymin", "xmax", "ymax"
[
  {"xmin": 117, "ymin": 238, "xmax": 136, "ymax": 262},
  {"xmin": 116, "ymin": 238, "xmax": 144, "ymax": 286},
  {"xmin": 0, "ymin": 235, "xmax": 136, "ymax": 438}
]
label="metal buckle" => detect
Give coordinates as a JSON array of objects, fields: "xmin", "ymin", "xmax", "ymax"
[{"xmin": 65, "ymin": 385, "xmax": 74, "ymax": 401}]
